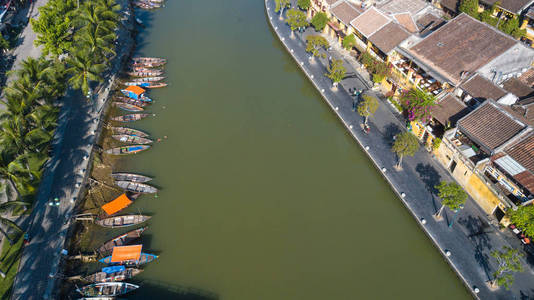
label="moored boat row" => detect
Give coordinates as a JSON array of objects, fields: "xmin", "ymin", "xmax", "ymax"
[{"xmin": 72, "ymin": 10, "xmax": 167, "ymax": 299}]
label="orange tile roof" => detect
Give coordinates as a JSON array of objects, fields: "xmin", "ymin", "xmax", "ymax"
[{"xmin": 102, "ymin": 194, "xmax": 133, "ymax": 215}]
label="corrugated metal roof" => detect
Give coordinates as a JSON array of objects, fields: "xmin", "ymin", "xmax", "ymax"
[{"xmin": 495, "ymin": 155, "xmax": 526, "ymax": 176}]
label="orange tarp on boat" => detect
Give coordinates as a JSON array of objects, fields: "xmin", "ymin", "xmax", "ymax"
[
  {"xmin": 110, "ymin": 244, "xmax": 142, "ymax": 263},
  {"xmin": 102, "ymin": 194, "xmax": 132, "ymax": 215},
  {"xmin": 125, "ymin": 85, "xmax": 145, "ymax": 96}
]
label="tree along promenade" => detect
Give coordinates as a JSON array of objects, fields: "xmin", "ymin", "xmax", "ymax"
[
  {"xmin": 265, "ymin": 0, "xmax": 534, "ymax": 299},
  {"xmin": 9, "ymin": 1, "xmax": 135, "ymax": 299}
]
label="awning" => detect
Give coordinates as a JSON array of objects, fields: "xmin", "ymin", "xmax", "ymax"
[
  {"xmin": 102, "ymin": 266, "xmax": 126, "ymax": 274},
  {"xmin": 110, "ymin": 245, "xmax": 142, "ymax": 263},
  {"xmin": 125, "ymin": 85, "xmax": 145, "ymax": 96},
  {"xmin": 102, "ymin": 194, "xmax": 133, "ymax": 215}
]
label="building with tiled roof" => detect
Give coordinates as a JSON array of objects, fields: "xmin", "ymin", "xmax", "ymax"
[
  {"xmin": 432, "ymin": 93, "xmax": 470, "ymax": 127},
  {"xmin": 458, "ymin": 74, "xmax": 509, "ymax": 104},
  {"xmin": 487, "ymin": 132, "xmax": 534, "ymax": 203},
  {"xmin": 393, "ymin": 13, "xmax": 418, "ymax": 33},
  {"xmin": 330, "ymin": 1, "xmax": 362, "ymax": 26},
  {"xmin": 350, "ymin": 7, "xmax": 391, "ymax": 38},
  {"xmin": 407, "ymin": 14, "xmax": 525, "ymax": 85},
  {"xmin": 457, "ymin": 100, "xmax": 530, "ymax": 154},
  {"xmin": 367, "ymin": 22, "xmax": 411, "ymax": 55}
]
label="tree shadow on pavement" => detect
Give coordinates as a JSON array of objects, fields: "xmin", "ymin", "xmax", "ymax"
[
  {"xmin": 382, "ymin": 123, "xmax": 401, "ymax": 146},
  {"xmin": 415, "ymin": 163, "xmax": 441, "ymax": 195},
  {"xmin": 458, "ymin": 215, "xmax": 494, "ymax": 281}
]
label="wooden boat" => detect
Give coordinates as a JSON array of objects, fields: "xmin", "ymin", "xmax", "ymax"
[
  {"xmin": 132, "ymin": 57, "xmax": 166, "ymax": 64},
  {"xmin": 96, "ymin": 214, "xmax": 151, "ymax": 228},
  {"xmin": 113, "ymin": 102, "xmax": 144, "ymax": 112},
  {"xmin": 130, "ymin": 60, "xmax": 165, "ymax": 68},
  {"xmin": 111, "ymin": 173, "xmax": 152, "ymax": 183},
  {"xmin": 116, "ymin": 181, "xmax": 158, "ymax": 194},
  {"xmin": 104, "ymin": 145, "xmax": 150, "ymax": 155},
  {"xmin": 111, "ymin": 113, "xmax": 150, "ymax": 122},
  {"xmin": 112, "ymin": 134, "xmax": 153, "ymax": 144},
  {"xmin": 120, "ymin": 89, "xmax": 153, "ymax": 102},
  {"xmin": 123, "ymin": 81, "xmax": 167, "ymax": 88},
  {"xmin": 77, "ymin": 282, "xmax": 139, "ymax": 297},
  {"xmin": 99, "ymin": 252, "xmax": 158, "ymax": 266},
  {"xmin": 82, "ymin": 267, "xmax": 143, "ymax": 283},
  {"xmin": 127, "ymin": 76, "xmax": 165, "ymax": 83},
  {"xmin": 123, "ymin": 82, "xmax": 168, "ymax": 88},
  {"xmin": 111, "ymin": 127, "xmax": 150, "ymax": 138},
  {"xmin": 114, "ymin": 96, "xmax": 148, "ymax": 107},
  {"xmin": 97, "ymin": 227, "xmax": 147, "ymax": 255},
  {"xmin": 126, "ymin": 69, "xmax": 164, "ymax": 77}
]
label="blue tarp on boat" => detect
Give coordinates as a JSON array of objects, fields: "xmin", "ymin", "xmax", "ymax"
[
  {"xmin": 102, "ymin": 266, "xmax": 125, "ymax": 274},
  {"xmin": 128, "ymin": 146, "xmax": 144, "ymax": 152}
]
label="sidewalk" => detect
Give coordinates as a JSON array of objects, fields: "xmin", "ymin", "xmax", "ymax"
[
  {"xmin": 266, "ymin": 1, "xmax": 534, "ymax": 299},
  {"xmin": 9, "ymin": 1, "xmax": 135, "ymax": 299}
]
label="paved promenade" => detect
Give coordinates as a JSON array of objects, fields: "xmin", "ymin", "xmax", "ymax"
[
  {"xmin": 265, "ymin": 1, "xmax": 534, "ymax": 299},
  {"xmin": 9, "ymin": 2, "xmax": 135, "ymax": 299}
]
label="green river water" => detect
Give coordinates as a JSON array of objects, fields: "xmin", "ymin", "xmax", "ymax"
[{"xmin": 117, "ymin": 0, "xmax": 472, "ymax": 299}]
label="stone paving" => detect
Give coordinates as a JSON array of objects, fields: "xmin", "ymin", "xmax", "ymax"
[{"xmin": 266, "ymin": 1, "xmax": 534, "ymax": 299}]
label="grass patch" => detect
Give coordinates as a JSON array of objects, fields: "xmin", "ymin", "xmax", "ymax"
[{"xmin": 0, "ymin": 236, "xmax": 24, "ymax": 300}]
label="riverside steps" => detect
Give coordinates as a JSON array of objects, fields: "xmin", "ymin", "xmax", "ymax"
[
  {"xmin": 9, "ymin": 1, "xmax": 136, "ymax": 299},
  {"xmin": 265, "ymin": 0, "xmax": 534, "ymax": 298}
]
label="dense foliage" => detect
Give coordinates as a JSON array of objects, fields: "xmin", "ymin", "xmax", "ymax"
[
  {"xmin": 399, "ymin": 88, "xmax": 436, "ymax": 122},
  {"xmin": 325, "ymin": 58, "xmax": 346, "ymax": 84},
  {"xmin": 357, "ymin": 95, "xmax": 379, "ymax": 125},
  {"xmin": 285, "ymin": 9, "xmax": 308, "ymax": 31},
  {"xmin": 491, "ymin": 246, "xmax": 523, "ymax": 290},
  {"xmin": 310, "ymin": 12, "xmax": 328, "ymax": 32},
  {"xmin": 392, "ymin": 132, "xmax": 419, "ymax": 168},
  {"xmin": 305, "ymin": 35, "xmax": 328, "ymax": 58},
  {"xmin": 342, "ymin": 34, "xmax": 356, "ymax": 50},
  {"xmin": 32, "ymin": 0, "xmax": 120, "ymax": 95},
  {"xmin": 297, "ymin": 0, "xmax": 311, "ymax": 10},
  {"xmin": 0, "ymin": 0, "xmax": 121, "ymax": 243},
  {"xmin": 434, "ymin": 181, "xmax": 467, "ymax": 217}
]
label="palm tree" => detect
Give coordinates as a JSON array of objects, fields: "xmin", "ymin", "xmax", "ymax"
[
  {"xmin": 74, "ymin": 1, "xmax": 119, "ymax": 34},
  {"xmin": 66, "ymin": 51, "xmax": 106, "ymax": 96},
  {"xmin": 0, "ymin": 153, "xmax": 33, "ymax": 203},
  {"xmin": 0, "ymin": 201, "xmax": 29, "ymax": 245},
  {"xmin": 75, "ymin": 24, "xmax": 117, "ymax": 61}
]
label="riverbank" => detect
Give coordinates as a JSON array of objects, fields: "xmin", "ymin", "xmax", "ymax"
[
  {"xmin": 265, "ymin": 0, "xmax": 534, "ymax": 299},
  {"xmin": 9, "ymin": 0, "xmax": 137, "ymax": 298}
]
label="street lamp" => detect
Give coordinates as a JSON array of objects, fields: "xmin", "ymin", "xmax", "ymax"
[{"xmin": 448, "ymin": 204, "xmax": 464, "ymax": 228}]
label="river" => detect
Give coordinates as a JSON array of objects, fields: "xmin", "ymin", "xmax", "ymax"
[{"xmin": 120, "ymin": 0, "xmax": 472, "ymax": 299}]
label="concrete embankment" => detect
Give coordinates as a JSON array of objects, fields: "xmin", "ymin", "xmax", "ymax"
[{"xmin": 10, "ymin": 0, "xmax": 137, "ymax": 299}]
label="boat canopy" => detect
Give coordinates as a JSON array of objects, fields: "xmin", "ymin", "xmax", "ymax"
[
  {"xmin": 102, "ymin": 266, "xmax": 126, "ymax": 274},
  {"xmin": 102, "ymin": 194, "xmax": 133, "ymax": 215},
  {"xmin": 111, "ymin": 245, "xmax": 142, "ymax": 263},
  {"xmin": 124, "ymin": 86, "xmax": 146, "ymax": 100}
]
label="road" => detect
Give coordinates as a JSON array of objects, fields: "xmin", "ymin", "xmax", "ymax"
[
  {"xmin": 266, "ymin": 1, "xmax": 534, "ymax": 299},
  {"xmin": 9, "ymin": 1, "xmax": 135, "ymax": 298}
]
